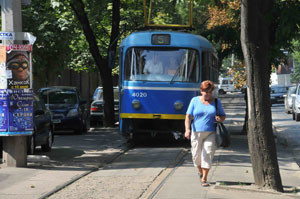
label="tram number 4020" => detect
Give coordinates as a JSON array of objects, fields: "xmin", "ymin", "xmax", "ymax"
[{"xmin": 132, "ymin": 92, "xmax": 147, "ymax": 97}]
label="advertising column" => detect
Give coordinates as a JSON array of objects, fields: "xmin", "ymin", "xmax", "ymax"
[{"xmin": 0, "ymin": 44, "xmax": 33, "ymax": 136}]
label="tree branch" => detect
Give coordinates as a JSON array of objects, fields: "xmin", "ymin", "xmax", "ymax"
[{"xmin": 69, "ymin": 0, "xmax": 105, "ymax": 68}]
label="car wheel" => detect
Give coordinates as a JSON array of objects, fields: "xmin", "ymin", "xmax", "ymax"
[
  {"xmin": 74, "ymin": 124, "xmax": 84, "ymax": 134},
  {"xmin": 90, "ymin": 116, "xmax": 96, "ymax": 127},
  {"xmin": 41, "ymin": 128, "xmax": 53, "ymax": 152},
  {"xmin": 27, "ymin": 136, "xmax": 35, "ymax": 155},
  {"xmin": 218, "ymin": 89, "xmax": 226, "ymax": 95},
  {"xmin": 82, "ymin": 119, "xmax": 88, "ymax": 133},
  {"xmin": 293, "ymin": 112, "xmax": 295, "ymax": 120},
  {"xmin": 296, "ymin": 113, "xmax": 300, "ymax": 121},
  {"xmin": 76, "ymin": 119, "xmax": 88, "ymax": 134}
]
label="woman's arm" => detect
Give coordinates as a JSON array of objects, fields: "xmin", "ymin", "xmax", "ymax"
[{"xmin": 185, "ymin": 114, "xmax": 193, "ymax": 139}]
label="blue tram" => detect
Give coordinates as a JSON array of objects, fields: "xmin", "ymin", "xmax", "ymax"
[{"xmin": 118, "ymin": 31, "xmax": 218, "ymax": 140}]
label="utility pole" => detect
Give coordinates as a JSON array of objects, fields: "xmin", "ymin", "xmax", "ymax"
[{"xmin": 1, "ymin": 0, "xmax": 27, "ymax": 167}]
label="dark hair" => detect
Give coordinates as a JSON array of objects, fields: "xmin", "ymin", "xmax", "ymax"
[{"xmin": 200, "ymin": 80, "xmax": 215, "ymax": 92}]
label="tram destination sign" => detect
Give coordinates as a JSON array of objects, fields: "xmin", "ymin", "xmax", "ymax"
[{"xmin": 151, "ymin": 34, "xmax": 170, "ymax": 45}]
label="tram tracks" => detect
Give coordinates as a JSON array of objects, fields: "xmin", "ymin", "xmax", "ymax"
[
  {"xmin": 40, "ymin": 141, "xmax": 135, "ymax": 199},
  {"xmin": 42, "ymin": 139, "xmax": 189, "ymax": 199}
]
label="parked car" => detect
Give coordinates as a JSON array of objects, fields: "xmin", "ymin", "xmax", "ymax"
[
  {"xmin": 291, "ymin": 83, "xmax": 300, "ymax": 121},
  {"xmin": 38, "ymin": 86, "xmax": 88, "ymax": 134},
  {"xmin": 270, "ymin": 85, "xmax": 288, "ymax": 104},
  {"xmin": 284, "ymin": 86, "xmax": 296, "ymax": 114},
  {"xmin": 0, "ymin": 94, "xmax": 54, "ymax": 156},
  {"xmin": 218, "ymin": 77, "xmax": 240, "ymax": 94},
  {"xmin": 90, "ymin": 87, "xmax": 119, "ymax": 126},
  {"xmin": 28, "ymin": 94, "xmax": 54, "ymax": 154}
]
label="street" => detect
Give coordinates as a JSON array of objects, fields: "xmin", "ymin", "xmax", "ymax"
[{"xmin": 0, "ymin": 93, "xmax": 300, "ymax": 199}]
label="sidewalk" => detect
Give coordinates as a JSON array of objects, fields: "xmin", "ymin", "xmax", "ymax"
[
  {"xmin": 153, "ymin": 107, "xmax": 300, "ymax": 199},
  {"xmin": 0, "ymin": 128, "xmax": 128, "ymax": 199}
]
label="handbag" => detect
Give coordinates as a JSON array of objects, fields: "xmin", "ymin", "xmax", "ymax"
[{"xmin": 215, "ymin": 98, "xmax": 230, "ymax": 147}]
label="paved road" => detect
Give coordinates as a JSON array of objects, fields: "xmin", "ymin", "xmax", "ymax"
[
  {"xmin": 31, "ymin": 128, "xmax": 128, "ymax": 168},
  {"xmin": 271, "ymin": 104, "xmax": 300, "ymax": 167}
]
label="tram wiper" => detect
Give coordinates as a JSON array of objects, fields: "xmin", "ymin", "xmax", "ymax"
[{"xmin": 170, "ymin": 65, "xmax": 181, "ymax": 84}]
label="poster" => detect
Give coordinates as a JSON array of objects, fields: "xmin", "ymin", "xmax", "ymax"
[
  {"xmin": 0, "ymin": 46, "xmax": 7, "ymax": 89},
  {"xmin": 8, "ymin": 89, "xmax": 33, "ymax": 132},
  {"xmin": 0, "ymin": 89, "xmax": 8, "ymax": 132},
  {"xmin": 6, "ymin": 45, "xmax": 32, "ymax": 89}
]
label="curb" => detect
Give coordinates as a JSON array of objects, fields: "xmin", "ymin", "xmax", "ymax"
[{"xmin": 215, "ymin": 182, "xmax": 300, "ymax": 198}]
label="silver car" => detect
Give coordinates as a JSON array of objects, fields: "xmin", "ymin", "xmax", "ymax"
[
  {"xmin": 90, "ymin": 87, "xmax": 119, "ymax": 126},
  {"xmin": 292, "ymin": 84, "xmax": 300, "ymax": 121},
  {"xmin": 284, "ymin": 86, "xmax": 296, "ymax": 114}
]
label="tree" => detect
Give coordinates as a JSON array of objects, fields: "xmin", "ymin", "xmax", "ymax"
[
  {"xmin": 22, "ymin": 0, "xmax": 76, "ymax": 86},
  {"xmin": 241, "ymin": 0, "xmax": 283, "ymax": 192},
  {"xmin": 291, "ymin": 40, "xmax": 300, "ymax": 82},
  {"xmin": 198, "ymin": 0, "xmax": 242, "ymax": 71},
  {"xmin": 69, "ymin": 0, "xmax": 120, "ymax": 127}
]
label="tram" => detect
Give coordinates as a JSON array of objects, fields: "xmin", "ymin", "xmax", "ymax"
[{"xmin": 118, "ymin": 31, "xmax": 219, "ymax": 140}]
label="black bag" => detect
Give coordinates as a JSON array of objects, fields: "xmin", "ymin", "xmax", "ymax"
[{"xmin": 215, "ymin": 98, "xmax": 230, "ymax": 147}]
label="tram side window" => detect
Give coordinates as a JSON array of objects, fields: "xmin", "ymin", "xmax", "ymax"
[
  {"xmin": 211, "ymin": 55, "xmax": 219, "ymax": 83},
  {"xmin": 185, "ymin": 50, "xmax": 200, "ymax": 82},
  {"xmin": 202, "ymin": 52, "xmax": 218, "ymax": 83},
  {"xmin": 202, "ymin": 52, "xmax": 210, "ymax": 81}
]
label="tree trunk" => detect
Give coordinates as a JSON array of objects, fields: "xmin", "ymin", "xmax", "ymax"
[
  {"xmin": 103, "ymin": 0, "xmax": 121, "ymax": 127},
  {"xmin": 242, "ymin": 91, "xmax": 248, "ymax": 134},
  {"xmin": 70, "ymin": 0, "xmax": 117, "ymax": 127},
  {"xmin": 241, "ymin": 0, "xmax": 283, "ymax": 192}
]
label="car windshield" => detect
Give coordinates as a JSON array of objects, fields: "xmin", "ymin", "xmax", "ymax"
[
  {"xmin": 40, "ymin": 91, "xmax": 78, "ymax": 105},
  {"xmin": 271, "ymin": 87, "xmax": 287, "ymax": 94},
  {"xmin": 95, "ymin": 88, "xmax": 119, "ymax": 101},
  {"xmin": 124, "ymin": 48, "xmax": 199, "ymax": 82},
  {"xmin": 93, "ymin": 88, "xmax": 102, "ymax": 101},
  {"xmin": 288, "ymin": 87, "xmax": 296, "ymax": 95}
]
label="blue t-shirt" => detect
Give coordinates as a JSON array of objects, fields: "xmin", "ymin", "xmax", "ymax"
[{"xmin": 186, "ymin": 96, "xmax": 226, "ymax": 132}]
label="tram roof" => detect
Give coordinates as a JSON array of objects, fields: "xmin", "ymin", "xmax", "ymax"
[{"xmin": 120, "ymin": 31, "xmax": 215, "ymax": 51}]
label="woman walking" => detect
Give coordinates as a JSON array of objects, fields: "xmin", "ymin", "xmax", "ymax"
[{"xmin": 185, "ymin": 80, "xmax": 226, "ymax": 186}]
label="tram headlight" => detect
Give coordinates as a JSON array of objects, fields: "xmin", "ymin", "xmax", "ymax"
[
  {"xmin": 174, "ymin": 101, "xmax": 183, "ymax": 110},
  {"xmin": 132, "ymin": 99, "xmax": 141, "ymax": 109}
]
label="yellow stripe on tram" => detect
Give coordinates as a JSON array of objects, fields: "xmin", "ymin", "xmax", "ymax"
[{"xmin": 120, "ymin": 113, "xmax": 185, "ymax": 120}]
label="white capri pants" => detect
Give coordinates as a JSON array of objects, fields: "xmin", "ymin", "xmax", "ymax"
[{"xmin": 191, "ymin": 131, "xmax": 217, "ymax": 169}]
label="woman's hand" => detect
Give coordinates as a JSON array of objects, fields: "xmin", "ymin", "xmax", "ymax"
[
  {"xmin": 185, "ymin": 130, "xmax": 191, "ymax": 140},
  {"xmin": 215, "ymin": 116, "xmax": 226, "ymax": 123}
]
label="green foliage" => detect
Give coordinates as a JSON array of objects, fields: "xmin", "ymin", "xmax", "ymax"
[
  {"xmin": 270, "ymin": 0, "xmax": 300, "ymax": 63},
  {"xmin": 291, "ymin": 40, "xmax": 300, "ymax": 83},
  {"xmin": 144, "ymin": 0, "xmax": 190, "ymax": 25},
  {"xmin": 21, "ymin": 0, "xmax": 300, "ymax": 82},
  {"xmin": 22, "ymin": 0, "xmax": 74, "ymax": 76}
]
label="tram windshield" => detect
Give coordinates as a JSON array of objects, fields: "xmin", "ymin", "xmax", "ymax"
[{"xmin": 124, "ymin": 48, "xmax": 200, "ymax": 82}]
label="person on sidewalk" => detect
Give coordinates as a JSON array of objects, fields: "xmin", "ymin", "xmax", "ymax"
[{"xmin": 185, "ymin": 80, "xmax": 226, "ymax": 187}]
